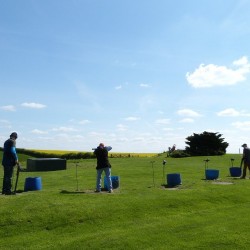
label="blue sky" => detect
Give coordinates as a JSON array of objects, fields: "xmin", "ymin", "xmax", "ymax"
[{"xmin": 1, "ymin": 0, "xmax": 250, "ymax": 153}]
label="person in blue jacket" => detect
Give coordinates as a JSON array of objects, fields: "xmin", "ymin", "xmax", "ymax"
[{"xmin": 1, "ymin": 132, "xmax": 19, "ymax": 195}]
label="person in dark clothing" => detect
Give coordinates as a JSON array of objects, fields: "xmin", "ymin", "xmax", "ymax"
[
  {"xmin": 241, "ymin": 143, "xmax": 250, "ymax": 179},
  {"xmin": 2, "ymin": 132, "xmax": 19, "ymax": 195},
  {"xmin": 94, "ymin": 143, "xmax": 113, "ymax": 193}
]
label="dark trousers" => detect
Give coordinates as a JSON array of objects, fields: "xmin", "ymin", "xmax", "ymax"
[
  {"xmin": 242, "ymin": 162, "xmax": 250, "ymax": 178},
  {"xmin": 2, "ymin": 165, "xmax": 14, "ymax": 194}
]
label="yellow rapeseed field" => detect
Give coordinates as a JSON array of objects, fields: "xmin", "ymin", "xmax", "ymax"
[{"xmin": 31, "ymin": 149, "xmax": 157, "ymax": 157}]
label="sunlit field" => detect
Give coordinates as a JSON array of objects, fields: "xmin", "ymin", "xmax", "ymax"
[{"xmin": 1, "ymin": 151, "xmax": 249, "ymax": 249}]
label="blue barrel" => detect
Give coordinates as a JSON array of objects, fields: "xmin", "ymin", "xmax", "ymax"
[
  {"xmin": 104, "ymin": 176, "xmax": 120, "ymax": 190},
  {"xmin": 205, "ymin": 169, "xmax": 219, "ymax": 180},
  {"xmin": 167, "ymin": 173, "xmax": 181, "ymax": 187},
  {"xmin": 24, "ymin": 177, "xmax": 42, "ymax": 191},
  {"xmin": 229, "ymin": 167, "xmax": 242, "ymax": 177}
]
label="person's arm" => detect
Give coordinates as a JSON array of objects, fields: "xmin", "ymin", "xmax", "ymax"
[
  {"xmin": 241, "ymin": 149, "xmax": 245, "ymax": 168},
  {"xmin": 240, "ymin": 158, "xmax": 244, "ymax": 168},
  {"xmin": 10, "ymin": 146, "xmax": 18, "ymax": 164},
  {"xmin": 105, "ymin": 146, "xmax": 112, "ymax": 151},
  {"xmin": 94, "ymin": 148, "xmax": 98, "ymax": 155},
  {"xmin": 242, "ymin": 149, "xmax": 245, "ymax": 160}
]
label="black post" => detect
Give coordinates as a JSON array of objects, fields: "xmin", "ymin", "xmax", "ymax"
[{"xmin": 14, "ymin": 164, "xmax": 21, "ymax": 194}]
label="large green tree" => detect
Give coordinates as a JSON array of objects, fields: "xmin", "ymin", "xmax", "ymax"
[{"xmin": 185, "ymin": 131, "xmax": 229, "ymax": 156}]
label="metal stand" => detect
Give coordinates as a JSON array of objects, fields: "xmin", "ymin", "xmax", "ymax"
[
  {"xmin": 150, "ymin": 161, "xmax": 155, "ymax": 187},
  {"xmin": 162, "ymin": 160, "xmax": 166, "ymax": 184},
  {"xmin": 75, "ymin": 162, "xmax": 79, "ymax": 191},
  {"xmin": 204, "ymin": 159, "xmax": 210, "ymax": 179}
]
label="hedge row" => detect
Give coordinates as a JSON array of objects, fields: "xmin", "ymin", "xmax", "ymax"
[
  {"xmin": 0, "ymin": 147, "xmax": 95, "ymax": 160},
  {"xmin": 0, "ymin": 148, "xmax": 146, "ymax": 160}
]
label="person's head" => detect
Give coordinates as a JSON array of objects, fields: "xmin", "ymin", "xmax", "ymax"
[
  {"xmin": 10, "ymin": 132, "xmax": 18, "ymax": 140},
  {"xmin": 242, "ymin": 143, "xmax": 247, "ymax": 148},
  {"xmin": 99, "ymin": 143, "xmax": 104, "ymax": 148}
]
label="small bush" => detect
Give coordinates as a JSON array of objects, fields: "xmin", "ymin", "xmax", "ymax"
[{"xmin": 170, "ymin": 150, "xmax": 190, "ymax": 158}]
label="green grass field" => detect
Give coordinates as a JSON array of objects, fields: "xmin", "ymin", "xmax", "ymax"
[{"xmin": 0, "ymin": 152, "xmax": 249, "ymax": 249}]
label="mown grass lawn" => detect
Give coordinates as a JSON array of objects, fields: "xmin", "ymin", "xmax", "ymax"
[{"xmin": 0, "ymin": 153, "xmax": 250, "ymax": 249}]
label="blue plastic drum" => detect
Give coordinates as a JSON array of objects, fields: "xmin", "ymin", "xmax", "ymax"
[
  {"xmin": 229, "ymin": 167, "xmax": 242, "ymax": 177},
  {"xmin": 205, "ymin": 169, "xmax": 219, "ymax": 180},
  {"xmin": 104, "ymin": 176, "xmax": 120, "ymax": 190},
  {"xmin": 167, "ymin": 173, "xmax": 181, "ymax": 187},
  {"xmin": 24, "ymin": 177, "xmax": 42, "ymax": 191}
]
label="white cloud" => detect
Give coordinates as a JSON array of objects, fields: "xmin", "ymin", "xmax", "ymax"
[
  {"xmin": 115, "ymin": 85, "xmax": 122, "ymax": 90},
  {"xmin": 179, "ymin": 118, "xmax": 194, "ymax": 123},
  {"xmin": 163, "ymin": 127, "xmax": 174, "ymax": 131},
  {"xmin": 0, "ymin": 105, "xmax": 16, "ymax": 111},
  {"xmin": 116, "ymin": 124, "xmax": 128, "ymax": 131},
  {"xmin": 124, "ymin": 116, "xmax": 140, "ymax": 121},
  {"xmin": 177, "ymin": 109, "xmax": 201, "ymax": 117},
  {"xmin": 186, "ymin": 56, "xmax": 250, "ymax": 88},
  {"xmin": 233, "ymin": 56, "xmax": 248, "ymax": 66},
  {"xmin": 79, "ymin": 120, "xmax": 91, "ymax": 125},
  {"xmin": 52, "ymin": 126, "xmax": 77, "ymax": 132},
  {"xmin": 88, "ymin": 131, "xmax": 105, "ymax": 137},
  {"xmin": 217, "ymin": 108, "xmax": 250, "ymax": 117},
  {"xmin": 217, "ymin": 108, "xmax": 240, "ymax": 117},
  {"xmin": 232, "ymin": 121, "xmax": 250, "ymax": 131},
  {"xmin": 0, "ymin": 119, "xmax": 12, "ymax": 129},
  {"xmin": 21, "ymin": 102, "xmax": 46, "ymax": 109},
  {"xmin": 31, "ymin": 129, "xmax": 48, "ymax": 134},
  {"xmin": 155, "ymin": 118, "xmax": 170, "ymax": 125},
  {"xmin": 139, "ymin": 83, "xmax": 150, "ymax": 88},
  {"xmin": 131, "ymin": 137, "xmax": 145, "ymax": 142}
]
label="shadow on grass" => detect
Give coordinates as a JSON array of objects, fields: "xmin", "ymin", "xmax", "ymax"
[
  {"xmin": 0, "ymin": 190, "xmax": 25, "ymax": 196},
  {"xmin": 60, "ymin": 190, "xmax": 86, "ymax": 194},
  {"xmin": 160, "ymin": 184, "xmax": 181, "ymax": 189},
  {"xmin": 15, "ymin": 189, "xmax": 25, "ymax": 194},
  {"xmin": 227, "ymin": 176, "xmax": 243, "ymax": 180},
  {"xmin": 60, "ymin": 188, "xmax": 111, "ymax": 194},
  {"xmin": 201, "ymin": 176, "xmax": 243, "ymax": 181}
]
